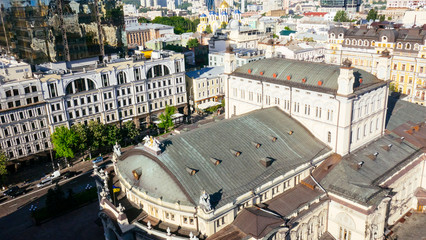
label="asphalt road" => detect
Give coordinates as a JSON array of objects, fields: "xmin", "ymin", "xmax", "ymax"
[{"xmin": 0, "ymin": 163, "xmax": 102, "ymax": 240}]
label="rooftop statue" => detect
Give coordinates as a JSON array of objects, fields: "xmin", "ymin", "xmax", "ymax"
[
  {"xmin": 113, "ymin": 142, "xmax": 121, "ymax": 157},
  {"xmin": 199, "ymin": 190, "xmax": 212, "ymax": 212},
  {"xmin": 143, "ymin": 135, "xmax": 161, "ymax": 152}
]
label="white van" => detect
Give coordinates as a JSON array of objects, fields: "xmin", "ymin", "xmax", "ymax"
[{"xmin": 37, "ymin": 178, "xmax": 52, "ymax": 188}]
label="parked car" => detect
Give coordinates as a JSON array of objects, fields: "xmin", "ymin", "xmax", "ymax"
[
  {"xmin": 37, "ymin": 170, "xmax": 61, "ymax": 188},
  {"xmin": 92, "ymin": 156, "xmax": 103, "ymax": 164},
  {"xmin": 3, "ymin": 186, "xmax": 18, "ymax": 196},
  {"xmin": 9, "ymin": 187, "xmax": 25, "ymax": 198},
  {"xmin": 3, "ymin": 186, "xmax": 25, "ymax": 198},
  {"xmin": 37, "ymin": 178, "xmax": 52, "ymax": 188},
  {"xmin": 63, "ymin": 171, "xmax": 77, "ymax": 179}
]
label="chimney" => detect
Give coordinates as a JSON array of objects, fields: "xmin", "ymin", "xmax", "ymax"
[
  {"xmin": 224, "ymin": 46, "xmax": 235, "ymax": 74},
  {"xmin": 337, "ymin": 58, "xmax": 355, "ymax": 96},
  {"xmin": 265, "ymin": 39, "xmax": 275, "ymax": 59}
]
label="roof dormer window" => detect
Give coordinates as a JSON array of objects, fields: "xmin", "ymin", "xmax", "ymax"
[{"xmin": 382, "ymin": 36, "xmax": 387, "ymax": 42}]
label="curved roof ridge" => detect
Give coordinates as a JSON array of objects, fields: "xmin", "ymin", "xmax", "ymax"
[{"xmin": 120, "ymin": 148, "xmax": 196, "ymax": 205}]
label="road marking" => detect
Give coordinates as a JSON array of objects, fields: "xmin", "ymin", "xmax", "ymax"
[
  {"xmin": 9, "ymin": 203, "xmax": 17, "ymax": 207},
  {"xmin": 0, "ymin": 169, "xmax": 94, "ymax": 207}
]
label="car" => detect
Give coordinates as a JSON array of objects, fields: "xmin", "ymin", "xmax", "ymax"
[
  {"xmin": 3, "ymin": 186, "xmax": 18, "ymax": 196},
  {"xmin": 63, "ymin": 171, "xmax": 77, "ymax": 179},
  {"xmin": 37, "ymin": 178, "xmax": 52, "ymax": 188},
  {"xmin": 4, "ymin": 186, "xmax": 24, "ymax": 198},
  {"xmin": 9, "ymin": 187, "xmax": 25, "ymax": 198},
  {"xmin": 92, "ymin": 156, "xmax": 103, "ymax": 164}
]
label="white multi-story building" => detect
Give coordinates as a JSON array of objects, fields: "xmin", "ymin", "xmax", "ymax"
[
  {"xmin": 0, "ymin": 57, "xmax": 51, "ymax": 160},
  {"xmin": 386, "ymin": 0, "xmax": 426, "ymax": 9},
  {"xmin": 208, "ymin": 48, "xmax": 265, "ymax": 67},
  {"xmin": 0, "ymin": 51, "xmax": 188, "ymax": 162},
  {"xmin": 39, "ymin": 51, "xmax": 188, "ymax": 131},
  {"xmin": 223, "ymin": 49, "xmax": 389, "ymax": 156}
]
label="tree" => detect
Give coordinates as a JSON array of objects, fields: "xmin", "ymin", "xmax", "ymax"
[
  {"xmin": 205, "ymin": 25, "xmax": 212, "ymax": 34},
  {"xmin": 0, "ymin": 151, "xmax": 7, "ymax": 176},
  {"xmin": 158, "ymin": 105, "xmax": 176, "ymax": 131},
  {"xmin": 284, "ymin": 26, "xmax": 292, "ymax": 31},
  {"xmin": 177, "ymin": 2, "xmax": 192, "ymax": 10},
  {"xmin": 379, "ymin": 15, "xmax": 385, "ymax": 22},
  {"xmin": 221, "ymin": 21, "xmax": 227, "ymax": 29},
  {"xmin": 72, "ymin": 123, "xmax": 89, "ymax": 154},
  {"xmin": 51, "ymin": 126, "xmax": 79, "ymax": 162},
  {"xmin": 45, "ymin": 184, "xmax": 66, "ymax": 213},
  {"xmin": 388, "ymin": 16, "xmax": 392, "ymax": 21},
  {"xmin": 106, "ymin": 124, "xmax": 121, "ymax": 147},
  {"xmin": 334, "ymin": 10, "xmax": 349, "ymax": 22},
  {"xmin": 123, "ymin": 121, "xmax": 139, "ymax": 143},
  {"xmin": 88, "ymin": 121, "xmax": 107, "ymax": 152},
  {"xmin": 367, "ymin": 9, "xmax": 378, "ymax": 21},
  {"xmin": 138, "ymin": 17, "xmax": 150, "ymax": 23},
  {"xmin": 187, "ymin": 38, "xmax": 199, "ymax": 49}
]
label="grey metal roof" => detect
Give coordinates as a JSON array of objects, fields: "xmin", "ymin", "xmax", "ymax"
[
  {"xmin": 232, "ymin": 58, "xmax": 383, "ymax": 94},
  {"xmin": 321, "ymin": 133, "xmax": 422, "ymax": 206},
  {"xmin": 386, "ymin": 96, "xmax": 426, "ymax": 131},
  {"xmin": 186, "ymin": 67, "xmax": 224, "ymax": 79},
  {"xmin": 118, "ymin": 107, "xmax": 331, "ymax": 208}
]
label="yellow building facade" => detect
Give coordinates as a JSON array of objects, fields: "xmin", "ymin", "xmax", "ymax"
[{"xmin": 326, "ymin": 27, "xmax": 426, "ymax": 105}]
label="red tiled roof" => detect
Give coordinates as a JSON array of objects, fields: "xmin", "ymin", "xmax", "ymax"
[{"xmin": 304, "ymin": 12, "xmax": 328, "ymax": 17}]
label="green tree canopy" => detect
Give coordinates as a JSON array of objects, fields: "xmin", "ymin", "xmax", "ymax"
[
  {"xmin": 221, "ymin": 21, "xmax": 227, "ymax": 29},
  {"xmin": 51, "ymin": 126, "xmax": 79, "ymax": 159},
  {"xmin": 205, "ymin": 25, "xmax": 212, "ymax": 34},
  {"xmin": 158, "ymin": 105, "xmax": 176, "ymax": 131},
  {"xmin": 367, "ymin": 9, "xmax": 378, "ymax": 21},
  {"xmin": 88, "ymin": 121, "xmax": 108, "ymax": 152},
  {"xmin": 72, "ymin": 123, "xmax": 89, "ymax": 154},
  {"xmin": 177, "ymin": 2, "xmax": 192, "ymax": 9},
  {"xmin": 106, "ymin": 124, "xmax": 121, "ymax": 146},
  {"xmin": 379, "ymin": 15, "xmax": 385, "ymax": 22},
  {"xmin": 0, "ymin": 151, "xmax": 7, "ymax": 176},
  {"xmin": 187, "ymin": 38, "xmax": 199, "ymax": 49},
  {"xmin": 138, "ymin": 17, "xmax": 150, "ymax": 23},
  {"xmin": 123, "ymin": 121, "xmax": 139, "ymax": 143},
  {"xmin": 151, "ymin": 16, "xmax": 199, "ymax": 34},
  {"xmin": 284, "ymin": 26, "xmax": 292, "ymax": 31},
  {"xmin": 334, "ymin": 10, "xmax": 350, "ymax": 22}
]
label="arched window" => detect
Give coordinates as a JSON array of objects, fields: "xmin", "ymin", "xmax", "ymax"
[
  {"xmin": 338, "ymin": 33, "xmax": 344, "ymax": 38},
  {"xmin": 382, "ymin": 36, "xmax": 387, "ymax": 42},
  {"xmin": 65, "ymin": 78, "xmax": 96, "ymax": 95},
  {"xmin": 330, "ymin": 33, "xmax": 335, "ymax": 38},
  {"xmin": 397, "ymin": 42, "xmax": 402, "ymax": 49},
  {"xmin": 358, "ymin": 39, "xmax": 363, "ymax": 46},
  {"xmin": 406, "ymin": 43, "xmax": 411, "ymax": 50},
  {"xmin": 117, "ymin": 72, "xmax": 127, "ymax": 84},
  {"xmin": 371, "ymin": 40, "xmax": 376, "ymax": 46},
  {"xmin": 146, "ymin": 65, "xmax": 171, "ymax": 79},
  {"xmin": 364, "ymin": 40, "xmax": 369, "ymax": 46},
  {"xmin": 352, "ymin": 39, "xmax": 357, "ymax": 45},
  {"xmin": 414, "ymin": 43, "xmax": 419, "ymax": 50},
  {"xmin": 327, "ymin": 131, "xmax": 331, "ymax": 143},
  {"xmin": 345, "ymin": 39, "xmax": 350, "ymax": 45}
]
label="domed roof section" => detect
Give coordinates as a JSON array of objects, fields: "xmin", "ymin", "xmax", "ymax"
[
  {"xmin": 233, "ymin": 58, "xmax": 383, "ymax": 93},
  {"xmin": 219, "ymin": 0, "xmax": 229, "ymax": 8},
  {"xmin": 221, "ymin": 11, "xmax": 228, "ymax": 15},
  {"xmin": 379, "ymin": 29, "xmax": 398, "ymax": 42},
  {"xmin": 229, "ymin": 19, "xmax": 241, "ymax": 29},
  {"xmin": 234, "ymin": 9, "xmax": 241, "ymax": 14},
  {"xmin": 116, "ymin": 150, "xmax": 195, "ymax": 206},
  {"xmin": 329, "ymin": 27, "xmax": 346, "ymax": 36},
  {"xmin": 200, "ymin": 13, "xmax": 207, "ymax": 17},
  {"xmin": 209, "ymin": 11, "xmax": 216, "ymax": 15}
]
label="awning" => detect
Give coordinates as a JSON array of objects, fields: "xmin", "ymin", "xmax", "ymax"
[
  {"xmin": 171, "ymin": 113, "xmax": 184, "ymax": 119},
  {"xmin": 197, "ymin": 101, "xmax": 221, "ymax": 110},
  {"xmin": 153, "ymin": 120, "xmax": 161, "ymax": 124}
]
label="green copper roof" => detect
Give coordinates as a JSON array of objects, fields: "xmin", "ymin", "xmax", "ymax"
[
  {"xmin": 232, "ymin": 58, "xmax": 383, "ymax": 94},
  {"xmin": 321, "ymin": 133, "xmax": 421, "ymax": 206},
  {"xmin": 118, "ymin": 108, "xmax": 331, "ymax": 208}
]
